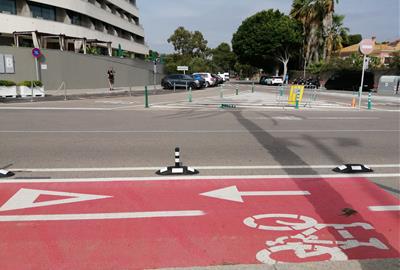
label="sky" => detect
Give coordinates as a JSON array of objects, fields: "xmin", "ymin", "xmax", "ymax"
[{"xmin": 139, "ymin": 0, "xmax": 400, "ymax": 53}]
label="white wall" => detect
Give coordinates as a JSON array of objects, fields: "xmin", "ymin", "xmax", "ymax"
[
  {"xmin": 0, "ymin": 13, "xmax": 149, "ymax": 55},
  {"xmin": 28, "ymin": 0, "xmax": 144, "ymax": 37}
]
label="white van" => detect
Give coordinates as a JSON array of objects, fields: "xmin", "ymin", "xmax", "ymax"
[{"xmin": 218, "ymin": 72, "xmax": 230, "ymax": 81}]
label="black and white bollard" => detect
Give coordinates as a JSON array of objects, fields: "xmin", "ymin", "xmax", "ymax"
[
  {"xmin": 0, "ymin": 169, "xmax": 15, "ymax": 178},
  {"xmin": 156, "ymin": 147, "xmax": 199, "ymax": 175},
  {"xmin": 333, "ymin": 164, "xmax": 373, "ymax": 174}
]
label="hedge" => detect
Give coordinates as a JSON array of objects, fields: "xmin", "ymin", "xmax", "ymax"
[
  {"xmin": 17, "ymin": 81, "xmax": 43, "ymax": 87},
  {"xmin": 0, "ymin": 80, "xmax": 16, "ymax": 87}
]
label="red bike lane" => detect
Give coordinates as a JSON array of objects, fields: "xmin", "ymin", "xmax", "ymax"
[{"xmin": 0, "ymin": 177, "xmax": 399, "ymax": 269}]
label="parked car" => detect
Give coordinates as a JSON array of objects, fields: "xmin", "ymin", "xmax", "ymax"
[
  {"xmin": 192, "ymin": 74, "xmax": 206, "ymax": 88},
  {"xmin": 161, "ymin": 74, "xmax": 201, "ymax": 90},
  {"xmin": 260, "ymin": 76, "xmax": 283, "ymax": 86},
  {"xmin": 193, "ymin": 73, "xmax": 216, "ymax": 87},
  {"xmin": 218, "ymin": 72, "xmax": 230, "ymax": 82},
  {"xmin": 292, "ymin": 77, "xmax": 320, "ymax": 89},
  {"xmin": 259, "ymin": 76, "xmax": 271, "ymax": 85},
  {"xmin": 212, "ymin": 74, "xmax": 224, "ymax": 85},
  {"xmin": 325, "ymin": 71, "xmax": 374, "ymax": 91}
]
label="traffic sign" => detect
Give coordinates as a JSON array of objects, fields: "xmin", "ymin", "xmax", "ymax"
[
  {"xmin": 359, "ymin": 39, "xmax": 375, "ymax": 55},
  {"xmin": 32, "ymin": 48, "xmax": 42, "ymax": 58},
  {"xmin": 0, "ymin": 177, "xmax": 398, "ymax": 269},
  {"xmin": 358, "ymin": 39, "xmax": 375, "ymax": 108},
  {"xmin": 177, "ymin": 66, "xmax": 189, "ymax": 71}
]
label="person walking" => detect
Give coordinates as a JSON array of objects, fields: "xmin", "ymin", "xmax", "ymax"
[{"xmin": 107, "ymin": 67, "xmax": 115, "ymax": 91}]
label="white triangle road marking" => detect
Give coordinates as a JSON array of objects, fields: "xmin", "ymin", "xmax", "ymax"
[{"xmin": 0, "ymin": 188, "xmax": 112, "ymax": 212}]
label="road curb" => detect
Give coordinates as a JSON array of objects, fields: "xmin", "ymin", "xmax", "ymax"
[
  {"xmin": 160, "ymin": 258, "xmax": 399, "ymax": 270},
  {"xmin": 0, "ymin": 88, "xmax": 179, "ymax": 104}
]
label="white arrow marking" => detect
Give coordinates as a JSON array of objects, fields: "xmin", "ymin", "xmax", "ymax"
[
  {"xmin": 0, "ymin": 188, "xmax": 112, "ymax": 212},
  {"xmin": 0, "ymin": 210, "xmax": 205, "ymax": 222},
  {"xmin": 369, "ymin": 205, "xmax": 400, "ymax": 212},
  {"xmin": 200, "ymin": 186, "xmax": 310, "ymax": 203}
]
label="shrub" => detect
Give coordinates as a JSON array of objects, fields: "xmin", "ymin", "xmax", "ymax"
[
  {"xmin": 17, "ymin": 81, "xmax": 43, "ymax": 87},
  {"xmin": 0, "ymin": 80, "xmax": 16, "ymax": 87}
]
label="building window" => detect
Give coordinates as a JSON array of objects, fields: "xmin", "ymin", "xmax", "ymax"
[
  {"xmin": 29, "ymin": 2, "xmax": 55, "ymax": 20},
  {"xmin": 67, "ymin": 11, "xmax": 82, "ymax": 26},
  {"xmin": 0, "ymin": 0, "xmax": 16, "ymax": 14}
]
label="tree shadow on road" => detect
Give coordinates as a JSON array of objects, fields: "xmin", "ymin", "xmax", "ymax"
[{"xmin": 230, "ymin": 110, "xmax": 396, "ymax": 265}]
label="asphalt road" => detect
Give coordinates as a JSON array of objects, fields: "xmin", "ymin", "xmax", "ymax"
[
  {"xmin": 0, "ymin": 84, "xmax": 399, "ymax": 195},
  {"xmin": 0, "ymin": 84, "xmax": 399, "ymax": 269}
]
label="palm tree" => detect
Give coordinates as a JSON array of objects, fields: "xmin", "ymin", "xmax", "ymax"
[
  {"xmin": 330, "ymin": 14, "xmax": 350, "ymax": 54},
  {"xmin": 291, "ymin": 0, "xmax": 320, "ymax": 66},
  {"xmin": 321, "ymin": 0, "xmax": 339, "ymax": 60},
  {"xmin": 291, "ymin": 0, "xmax": 340, "ymax": 65}
]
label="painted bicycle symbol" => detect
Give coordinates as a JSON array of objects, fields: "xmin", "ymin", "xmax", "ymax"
[{"xmin": 243, "ymin": 214, "xmax": 389, "ymax": 264}]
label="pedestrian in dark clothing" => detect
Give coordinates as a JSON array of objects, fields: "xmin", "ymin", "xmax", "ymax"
[{"xmin": 107, "ymin": 68, "xmax": 115, "ymax": 90}]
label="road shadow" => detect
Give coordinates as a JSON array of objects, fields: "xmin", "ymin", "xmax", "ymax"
[{"xmin": 230, "ymin": 110, "xmax": 397, "ymax": 264}]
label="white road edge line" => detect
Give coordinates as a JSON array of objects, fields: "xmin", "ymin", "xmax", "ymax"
[
  {"xmin": 2, "ymin": 173, "xmax": 399, "ymax": 184},
  {"xmin": 0, "ymin": 129, "xmax": 399, "ymax": 133},
  {"xmin": 0, "ymin": 107, "xmax": 113, "ymax": 111},
  {"xmin": 0, "ymin": 210, "xmax": 205, "ymax": 222},
  {"xmin": 11, "ymin": 164, "xmax": 400, "ymax": 172},
  {"xmin": 368, "ymin": 206, "xmax": 400, "ymax": 212},
  {"xmin": 308, "ymin": 117, "xmax": 381, "ymax": 120}
]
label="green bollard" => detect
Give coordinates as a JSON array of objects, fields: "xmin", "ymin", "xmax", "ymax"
[
  {"xmin": 252, "ymin": 82, "xmax": 255, "ymax": 93},
  {"xmin": 220, "ymin": 85, "xmax": 223, "ymax": 98},
  {"xmin": 236, "ymin": 87, "xmax": 239, "ymax": 95},
  {"xmin": 295, "ymin": 90, "xmax": 300, "ymax": 109},
  {"xmin": 368, "ymin": 92, "xmax": 372, "ymax": 110},
  {"xmin": 279, "ymin": 86, "xmax": 284, "ymax": 97},
  {"xmin": 145, "ymin": 85, "xmax": 149, "ymax": 108},
  {"xmin": 189, "ymin": 87, "xmax": 192, "ymax": 103}
]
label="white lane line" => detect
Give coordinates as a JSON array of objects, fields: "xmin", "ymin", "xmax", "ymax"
[
  {"xmin": 12, "ymin": 164, "xmax": 400, "ymax": 172},
  {"xmin": 1, "ymin": 173, "xmax": 399, "ymax": 184},
  {"xmin": 368, "ymin": 205, "xmax": 400, "ymax": 212},
  {"xmin": 0, "ymin": 210, "xmax": 205, "ymax": 222},
  {"xmin": 0, "ymin": 107, "xmax": 112, "ymax": 111},
  {"xmin": 0, "ymin": 129, "xmax": 398, "ymax": 134},
  {"xmin": 308, "ymin": 117, "xmax": 381, "ymax": 120}
]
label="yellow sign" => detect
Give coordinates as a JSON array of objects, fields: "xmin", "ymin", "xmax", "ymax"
[{"xmin": 289, "ymin": 85, "xmax": 305, "ymax": 105}]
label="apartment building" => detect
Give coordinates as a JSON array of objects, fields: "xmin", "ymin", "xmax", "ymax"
[{"xmin": 0, "ymin": 0, "xmax": 149, "ymax": 57}]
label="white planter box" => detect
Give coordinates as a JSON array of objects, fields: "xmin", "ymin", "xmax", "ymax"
[
  {"xmin": 0, "ymin": 86, "xmax": 17, "ymax": 98},
  {"xmin": 18, "ymin": 86, "xmax": 45, "ymax": 98}
]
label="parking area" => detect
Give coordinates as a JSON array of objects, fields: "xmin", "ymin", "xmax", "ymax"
[{"xmin": 1, "ymin": 82, "xmax": 399, "ymax": 112}]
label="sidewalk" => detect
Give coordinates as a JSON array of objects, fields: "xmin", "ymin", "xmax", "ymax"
[
  {"xmin": 317, "ymin": 89, "xmax": 400, "ymax": 103},
  {"xmin": 46, "ymin": 84, "xmax": 162, "ymax": 96},
  {"xmin": 0, "ymin": 85, "xmax": 164, "ymax": 103},
  {"xmin": 163, "ymin": 258, "xmax": 399, "ymax": 270}
]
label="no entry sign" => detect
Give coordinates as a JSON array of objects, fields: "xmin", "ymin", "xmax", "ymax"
[
  {"xmin": 0, "ymin": 177, "xmax": 398, "ymax": 269},
  {"xmin": 359, "ymin": 39, "xmax": 375, "ymax": 55}
]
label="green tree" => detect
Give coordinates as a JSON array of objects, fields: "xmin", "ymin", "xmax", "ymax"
[
  {"xmin": 389, "ymin": 52, "xmax": 400, "ymax": 71},
  {"xmin": 232, "ymin": 9, "xmax": 302, "ymax": 78},
  {"xmin": 342, "ymin": 34, "xmax": 363, "ymax": 47},
  {"xmin": 291, "ymin": 0, "xmax": 340, "ymax": 65},
  {"xmin": 167, "ymin": 26, "xmax": 208, "ymax": 57},
  {"xmin": 234, "ymin": 62, "xmax": 258, "ymax": 79},
  {"xmin": 330, "ymin": 14, "xmax": 350, "ymax": 53},
  {"xmin": 308, "ymin": 53, "xmax": 382, "ymax": 74},
  {"xmin": 211, "ymin": 43, "xmax": 237, "ymax": 72}
]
